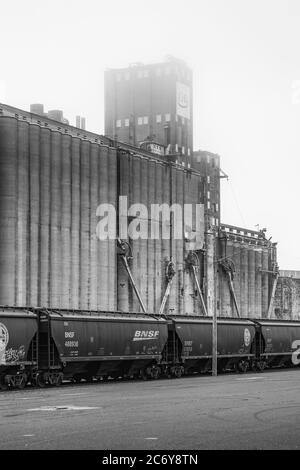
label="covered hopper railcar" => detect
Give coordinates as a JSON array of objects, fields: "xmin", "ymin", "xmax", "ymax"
[
  {"xmin": 36, "ymin": 310, "xmax": 169, "ymax": 385},
  {"xmin": 163, "ymin": 316, "xmax": 256, "ymax": 376},
  {"xmin": 1, "ymin": 308, "xmax": 300, "ymax": 390},
  {"xmin": 0, "ymin": 308, "xmax": 38, "ymax": 390},
  {"xmin": 252, "ymin": 319, "xmax": 300, "ymax": 370}
]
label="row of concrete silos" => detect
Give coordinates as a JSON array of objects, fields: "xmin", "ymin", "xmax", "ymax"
[
  {"xmin": 0, "ymin": 113, "xmax": 206, "ymax": 314},
  {"xmin": 0, "ymin": 115, "xmax": 117, "ymax": 310},
  {"xmin": 217, "ymin": 235, "xmax": 276, "ymax": 318},
  {"xmin": 117, "ymin": 150, "xmax": 204, "ymax": 315}
]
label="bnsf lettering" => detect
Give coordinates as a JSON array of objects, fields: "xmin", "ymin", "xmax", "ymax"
[
  {"xmin": 133, "ymin": 330, "xmax": 159, "ymax": 341},
  {"xmin": 65, "ymin": 331, "xmax": 75, "ymax": 339}
]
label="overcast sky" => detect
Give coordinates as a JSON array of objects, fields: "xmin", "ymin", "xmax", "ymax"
[{"xmin": 1, "ymin": 0, "xmax": 299, "ymax": 269}]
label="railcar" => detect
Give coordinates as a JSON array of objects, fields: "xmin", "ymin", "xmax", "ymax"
[
  {"xmin": 252, "ymin": 319, "xmax": 300, "ymax": 370},
  {"xmin": 0, "ymin": 308, "xmax": 38, "ymax": 390},
  {"xmin": 36, "ymin": 309, "xmax": 169, "ymax": 386},
  {"xmin": 163, "ymin": 316, "xmax": 256, "ymax": 376},
  {"xmin": 1, "ymin": 307, "xmax": 300, "ymax": 391}
]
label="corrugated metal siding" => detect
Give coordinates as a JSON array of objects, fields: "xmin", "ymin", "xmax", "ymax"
[{"xmin": 0, "ymin": 116, "xmax": 117, "ymax": 310}]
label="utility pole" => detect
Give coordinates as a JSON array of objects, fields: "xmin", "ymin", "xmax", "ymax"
[
  {"xmin": 205, "ymin": 222, "xmax": 217, "ymax": 376},
  {"xmin": 212, "ymin": 252, "xmax": 218, "ymax": 377}
]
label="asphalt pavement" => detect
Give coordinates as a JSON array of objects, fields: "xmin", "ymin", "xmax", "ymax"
[{"xmin": 0, "ymin": 369, "xmax": 299, "ymax": 450}]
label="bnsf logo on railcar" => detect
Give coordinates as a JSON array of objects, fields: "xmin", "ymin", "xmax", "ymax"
[{"xmin": 133, "ymin": 331, "xmax": 159, "ymax": 341}]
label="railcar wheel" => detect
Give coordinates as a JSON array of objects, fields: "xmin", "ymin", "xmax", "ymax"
[
  {"xmin": 36, "ymin": 373, "xmax": 46, "ymax": 388},
  {"xmin": 256, "ymin": 361, "xmax": 266, "ymax": 372},
  {"xmin": 174, "ymin": 366, "xmax": 183, "ymax": 378},
  {"xmin": 237, "ymin": 360, "xmax": 249, "ymax": 374},
  {"xmin": 73, "ymin": 375, "xmax": 82, "ymax": 384},
  {"xmin": 16, "ymin": 374, "xmax": 27, "ymax": 390},
  {"xmin": 150, "ymin": 367, "xmax": 160, "ymax": 380},
  {"xmin": 0, "ymin": 376, "xmax": 8, "ymax": 391},
  {"xmin": 55, "ymin": 374, "xmax": 63, "ymax": 387}
]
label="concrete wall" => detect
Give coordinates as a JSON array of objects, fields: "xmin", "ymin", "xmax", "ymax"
[
  {"xmin": 0, "ymin": 115, "xmax": 117, "ymax": 310},
  {"xmin": 216, "ymin": 226, "xmax": 277, "ymax": 318},
  {"xmin": 104, "ymin": 60, "xmax": 193, "ymax": 156},
  {"xmin": 274, "ymin": 274, "xmax": 300, "ymax": 320},
  {"xmin": 117, "ymin": 149, "xmax": 205, "ymax": 315}
]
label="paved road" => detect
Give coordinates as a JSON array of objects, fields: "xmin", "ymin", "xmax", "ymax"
[{"xmin": 0, "ymin": 370, "xmax": 300, "ymax": 450}]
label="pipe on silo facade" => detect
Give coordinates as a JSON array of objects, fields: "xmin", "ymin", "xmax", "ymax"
[
  {"xmin": 117, "ymin": 151, "xmax": 130, "ymax": 312},
  {"xmin": 28, "ymin": 124, "xmax": 40, "ymax": 307},
  {"xmin": 155, "ymin": 162, "xmax": 164, "ymax": 313},
  {"xmin": 140, "ymin": 158, "xmax": 149, "ymax": 310},
  {"xmin": 16, "ymin": 120, "xmax": 30, "ymax": 307},
  {"xmin": 39, "ymin": 126, "xmax": 51, "ymax": 308},
  {"xmin": 50, "ymin": 131, "xmax": 62, "ymax": 308},
  {"xmin": 168, "ymin": 166, "xmax": 178, "ymax": 314},
  {"xmin": 147, "ymin": 159, "xmax": 156, "ymax": 313},
  {"xmin": 79, "ymin": 140, "xmax": 91, "ymax": 309},
  {"xmin": 240, "ymin": 244, "xmax": 249, "ymax": 318},
  {"xmin": 107, "ymin": 146, "xmax": 117, "ymax": 311},
  {"xmin": 225, "ymin": 238, "xmax": 234, "ymax": 317},
  {"xmin": 130, "ymin": 155, "xmax": 142, "ymax": 312},
  {"xmin": 183, "ymin": 173, "xmax": 195, "ymax": 316},
  {"xmin": 0, "ymin": 117, "xmax": 18, "ymax": 306},
  {"xmin": 255, "ymin": 247, "xmax": 263, "ymax": 318},
  {"xmin": 248, "ymin": 245, "xmax": 256, "ymax": 318},
  {"xmin": 97, "ymin": 145, "xmax": 110, "ymax": 311},
  {"xmin": 232, "ymin": 240, "xmax": 241, "ymax": 317},
  {"xmin": 70, "ymin": 138, "xmax": 81, "ymax": 310},
  {"xmin": 60, "ymin": 134, "xmax": 72, "ymax": 309},
  {"xmin": 89, "ymin": 143, "xmax": 99, "ymax": 311},
  {"xmin": 261, "ymin": 247, "xmax": 269, "ymax": 318},
  {"xmin": 176, "ymin": 169, "xmax": 184, "ymax": 316}
]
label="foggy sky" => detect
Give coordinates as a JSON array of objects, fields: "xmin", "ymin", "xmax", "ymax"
[{"xmin": 1, "ymin": 0, "xmax": 299, "ymax": 269}]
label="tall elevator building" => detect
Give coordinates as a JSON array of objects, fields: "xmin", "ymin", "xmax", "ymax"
[{"xmin": 104, "ymin": 58, "xmax": 193, "ymax": 156}]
